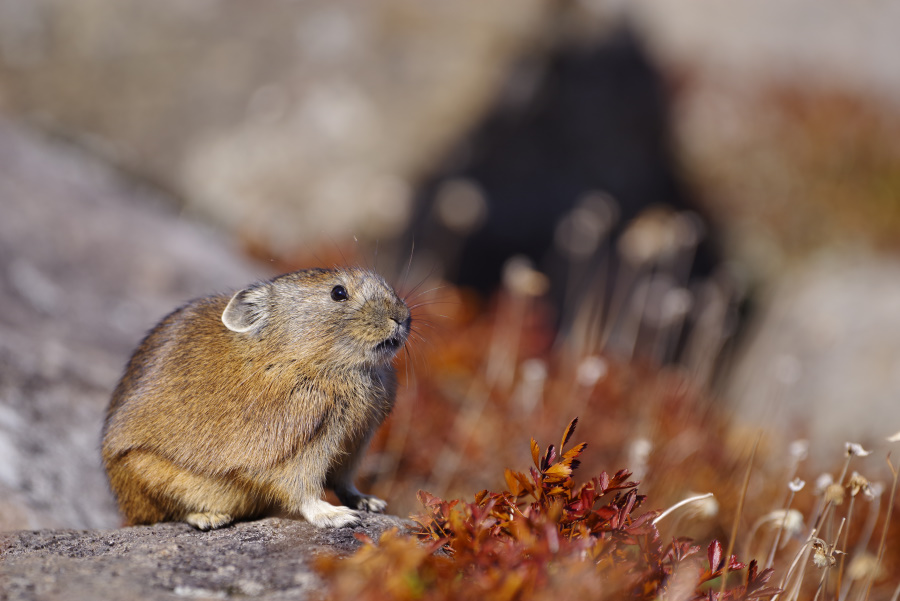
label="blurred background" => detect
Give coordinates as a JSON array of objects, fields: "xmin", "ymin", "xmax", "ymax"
[{"xmin": 1, "ymin": 0, "xmax": 899, "ymax": 584}]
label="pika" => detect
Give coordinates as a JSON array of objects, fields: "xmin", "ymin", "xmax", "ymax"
[{"xmin": 101, "ymin": 267, "xmax": 410, "ymax": 530}]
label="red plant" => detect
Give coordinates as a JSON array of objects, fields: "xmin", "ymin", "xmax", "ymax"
[{"xmin": 319, "ymin": 419, "xmax": 781, "ymax": 600}]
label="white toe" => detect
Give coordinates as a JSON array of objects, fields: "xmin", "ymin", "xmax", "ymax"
[{"xmin": 302, "ymin": 500, "xmax": 361, "ymax": 528}]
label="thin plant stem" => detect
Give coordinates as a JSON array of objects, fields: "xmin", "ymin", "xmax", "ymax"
[
  {"xmin": 835, "ymin": 495, "xmax": 857, "ymax": 601},
  {"xmin": 720, "ymin": 434, "xmax": 760, "ymax": 597},
  {"xmin": 863, "ymin": 455, "xmax": 898, "ymax": 601},
  {"xmin": 812, "ymin": 451, "xmax": 855, "ymax": 551},
  {"xmin": 813, "ymin": 518, "xmax": 846, "ymax": 601},
  {"xmin": 814, "ymin": 568, "xmax": 830, "ymax": 601},
  {"xmin": 767, "ymin": 489, "xmax": 798, "ymax": 569},
  {"xmin": 772, "ymin": 531, "xmax": 819, "ymax": 601},
  {"xmin": 652, "ymin": 492, "xmax": 715, "ymax": 525}
]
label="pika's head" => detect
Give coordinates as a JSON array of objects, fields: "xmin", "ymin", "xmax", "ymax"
[{"xmin": 221, "ymin": 268, "xmax": 410, "ymax": 369}]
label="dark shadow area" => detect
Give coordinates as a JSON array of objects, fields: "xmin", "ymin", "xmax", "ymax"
[{"xmin": 405, "ymin": 25, "xmax": 721, "ymax": 295}]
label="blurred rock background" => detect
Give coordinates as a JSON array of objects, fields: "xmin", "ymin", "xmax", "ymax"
[
  {"xmin": 1, "ymin": 0, "xmax": 899, "ymax": 530},
  {"xmin": 0, "ymin": 120, "xmax": 263, "ymax": 529}
]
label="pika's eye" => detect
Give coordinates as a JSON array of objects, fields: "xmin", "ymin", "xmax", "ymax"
[{"xmin": 330, "ymin": 285, "xmax": 349, "ymax": 302}]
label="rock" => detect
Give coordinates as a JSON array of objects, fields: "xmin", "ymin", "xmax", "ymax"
[
  {"xmin": 631, "ymin": 0, "xmax": 900, "ymax": 103},
  {"xmin": 620, "ymin": 1, "xmax": 900, "ymax": 448},
  {"xmin": 726, "ymin": 250, "xmax": 900, "ymax": 464},
  {"xmin": 0, "ymin": 514, "xmax": 408, "ymax": 601},
  {"xmin": 0, "ymin": 118, "xmax": 264, "ymax": 530},
  {"xmin": 0, "ymin": 0, "xmax": 550, "ymax": 255},
  {"xmin": 625, "ymin": 0, "xmax": 900, "ymax": 279}
]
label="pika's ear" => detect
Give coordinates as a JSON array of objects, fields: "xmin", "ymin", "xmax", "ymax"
[{"xmin": 222, "ymin": 286, "xmax": 270, "ymax": 333}]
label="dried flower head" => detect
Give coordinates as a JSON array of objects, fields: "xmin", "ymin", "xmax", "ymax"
[
  {"xmin": 616, "ymin": 206, "xmax": 690, "ymax": 266},
  {"xmin": 627, "ymin": 437, "xmax": 652, "ymax": 466},
  {"xmin": 554, "ymin": 195, "xmax": 616, "ymax": 259},
  {"xmin": 789, "ymin": 440, "xmax": 809, "ymax": 461},
  {"xmin": 503, "ymin": 256, "xmax": 549, "ymax": 297},
  {"xmin": 811, "ymin": 540, "xmax": 836, "ymax": 569},
  {"xmin": 788, "ymin": 478, "xmax": 805, "ymax": 493},
  {"xmin": 763, "ymin": 509, "xmax": 805, "ymax": 536},
  {"xmin": 684, "ymin": 491, "xmax": 719, "ymax": 519},
  {"xmin": 865, "ymin": 481, "xmax": 884, "ymax": 501},
  {"xmin": 815, "ymin": 473, "xmax": 834, "ymax": 494},
  {"xmin": 435, "ymin": 178, "xmax": 487, "ymax": 234},
  {"xmin": 575, "ymin": 356, "xmax": 607, "ymax": 388},
  {"xmin": 660, "ymin": 287, "xmax": 692, "ymax": 325},
  {"xmin": 845, "ymin": 442, "xmax": 872, "ymax": 457},
  {"xmin": 846, "ymin": 552, "xmax": 884, "ymax": 581},
  {"xmin": 513, "ymin": 359, "xmax": 548, "ymax": 413},
  {"xmin": 824, "ymin": 483, "xmax": 845, "ymax": 506},
  {"xmin": 847, "ymin": 471, "xmax": 869, "ymax": 497}
]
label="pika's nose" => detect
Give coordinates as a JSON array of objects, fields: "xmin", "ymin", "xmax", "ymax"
[{"xmin": 390, "ymin": 304, "xmax": 411, "ymax": 326}]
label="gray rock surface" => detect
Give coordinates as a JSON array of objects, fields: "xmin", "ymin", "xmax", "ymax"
[
  {"xmin": 626, "ymin": 0, "xmax": 900, "ymax": 282},
  {"xmin": 0, "ymin": 119, "xmax": 266, "ymax": 530},
  {"xmin": 727, "ymin": 250, "xmax": 900, "ymax": 464},
  {"xmin": 631, "ymin": 0, "xmax": 900, "ymax": 103},
  {"xmin": 0, "ymin": 514, "xmax": 408, "ymax": 601},
  {"xmin": 0, "ymin": 0, "xmax": 549, "ymax": 254}
]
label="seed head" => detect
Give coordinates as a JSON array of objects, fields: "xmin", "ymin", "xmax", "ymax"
[
  {"xmin": 788, "ymin": 477, "xmax": 805, "ymax": 493},
  {"xmin": 684, "ymin": 491, "xmax": 719, "ymax": 519},
  {"xmin": 815, "ymin": 473, "xmax": 833, "ymax": 494},
  {"xmin": 575, "ymin": 356, "xmax": 608, "ymax": 387},
  {"xmin": 811, "ymin": 540, "xmax": 836, "ymax": 569},
  {"xmin": 789, "ymin": 439, "xmax": 809, "ymax": 461},
  {"xmin": 503, "ymin": 256, "xmax": 549, "ymax": 297},
  {"xmin": 763, "ymin": 508, "xmax": 805, "ymax": 536},
  {"xmin": 847, "ymin": 471, "xmax": 869, "ymax": 497},
  {"xmin": 824, "ymin": 483, "xmax": 845, "ymax": 505},
  {"xmin": 845, "ymin": 442, "xmax": 871, "ymax": 457},
  {"xmin": 865, "ymin": 481, "xmax": 884, "ymax": 501},
  {"xmin": 846, "ymin": 552, "xmax": 883, "ymax": 581}
]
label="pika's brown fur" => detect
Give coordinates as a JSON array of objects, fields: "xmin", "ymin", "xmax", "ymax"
[{"xmin": 101, "ymin": 267, "xmax": 410, "ymax": 530}]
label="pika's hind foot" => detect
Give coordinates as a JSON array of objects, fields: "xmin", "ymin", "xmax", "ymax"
[
  {"xmin": 186, "ymin": 512, "xmax": 233, "ymax": 530},
  {"xmin": 300, "ymin": 499, "xmax": 361, "ymax": 528}
]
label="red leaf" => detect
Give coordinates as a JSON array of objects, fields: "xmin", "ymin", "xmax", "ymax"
[
  {"xmin": 628, "ymin": 511, "xmax": 658, "ymax": 530},
  {"xmin": 541, "ymin": 444, "xmax": 557, "ymax": 472},
  {"xmin": 418, "ymin": 490, "xmax": 443, "ymax": 508},
  {"xmin": 708, "ymin": 539, "xmax": 724, "ymax": 572},
  {"xmin": 597, "ymin": 472, "xmax": 610, "ymax": 492}
]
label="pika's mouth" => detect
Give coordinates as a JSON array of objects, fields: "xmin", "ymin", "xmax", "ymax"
[{"xmin": 374, "ymin": 334, "xmax": 404, "ymax": 354}]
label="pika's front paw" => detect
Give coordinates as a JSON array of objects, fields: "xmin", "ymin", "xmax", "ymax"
[
  {"xmin": 334, "ymin": 485, "xmax": 387, "ymax": 513},
  {"xmin": 185, "ymin": 512, "xmax": 233, "ymax": 531},
  {"xmin": 301, "ymin": 499, "xmax": 361, "ymax": 528},
  {"xmin": 355, "ymin": 495, "xmax": 387, "ymax": 513}
]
